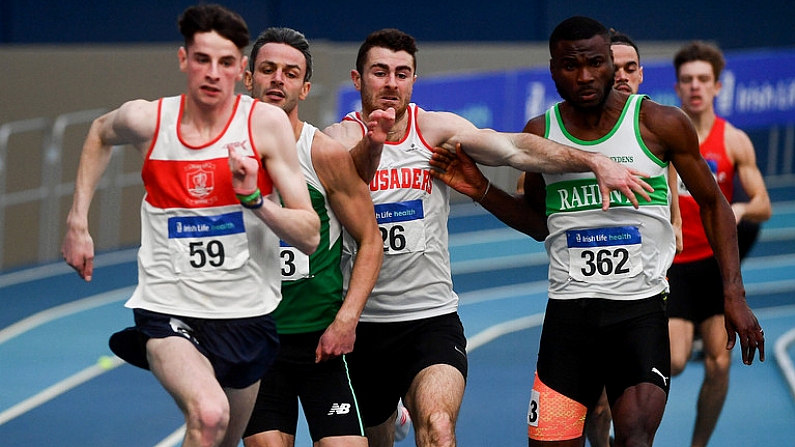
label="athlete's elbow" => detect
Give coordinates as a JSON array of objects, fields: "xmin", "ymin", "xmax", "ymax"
[
  {"xmin": 299, "ymin": 234, "xmax": 320, "ymax": 256},
  {"xmin": 298, "ymin": 216, "xmax": 320, "ymax": 255}
]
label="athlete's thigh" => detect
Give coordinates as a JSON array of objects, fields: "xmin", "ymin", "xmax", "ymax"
[
  {"xmin": 299, "ymin": 354, "xmax": 365, "ymax": 441},
  {"xmin": 222, "ymin": 381, "xmax": 261, "ymax": 447},
  {"xmin": 346, "ymin": 322, "xmax": 404, "ymax": 427},
  {"xmin": 243, "ymin": 355, "xmax": 300, "ymax": 439},
  {"xmin": 147, "ymin": 336, "xmax": 225, "ymax": 409},
  {"xmin": 536, "ymin": 299, "xmax": 603, "ymax": 407},
  {"xmin": 699, "ymin": 314, "xmax": 730, "ymax": 362},
  {"xmin": 528, "ymin": 300, "xmax": 603, "ymax": 443},
  {"xmin": 604, "ymin": 298, "xmax": 670, "ymax": 404},
  {"xmin": 610, "ymin": 382, "xmax": 667, "ymax": 445},
  {"xmin": 405, "ymin": 363, "xmax": 466, "ymax": 423},
  {"xmin": 668, "ymin": 317, "xmax": 695, "ymax": 373}
]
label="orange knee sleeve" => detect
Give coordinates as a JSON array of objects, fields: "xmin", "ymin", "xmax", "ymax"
[{"xmin": 527, "ymin": 372, "xmax": 587, "ymax": 441}]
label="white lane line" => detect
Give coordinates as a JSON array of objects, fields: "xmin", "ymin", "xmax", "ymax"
[
  {"xmin": 468, "ymin": 313, "xmax": 546, "ymax": 352},
  {"xmin": 153, "ymin": 426, "xmax": 186, "ymax": 447},
  {"xmin": 0, "ymin": 286, "xmax": 134, "ymax": 345},
  {"xmin": 775, "ymin": 327, "xmax": 795, "ymax": 403},
  {"xmin": 0, "ymin": 355, "xmax": 124, "ymax": 425},
  {"xmin": 0, "ymin": 249, "xmax": 138, "ymax": 289}
]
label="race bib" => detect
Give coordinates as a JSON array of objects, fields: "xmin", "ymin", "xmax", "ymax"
[
  {"xmin": 280, "ymin": 241, "xmax": 310, "ymax": 281},
  {"xmin": 566, "ymin": 226, "xmax": 642, "ymax": 282},
  {"xmin": 527, "ymin": 389, "xmax": 540, "ymax": 427},
  {"xmin": 375, "ymin": 199, "xmax": 426, "ymax": 255},
  {"xmin": 168, "ymin": 211, "xmax": 250, "ymax": 274}
]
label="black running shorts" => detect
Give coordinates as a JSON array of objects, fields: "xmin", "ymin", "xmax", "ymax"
[{"xmin": 346, "ymin": 312, "xmax": 468, "ymax": 426}]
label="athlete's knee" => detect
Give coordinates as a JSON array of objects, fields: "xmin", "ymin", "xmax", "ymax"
[
  {"xmin": 186, "ymin": 397, "xmax": 231, "ymax": 447},
  {"xmin": 612, "ymin": 414, "xmax": 659, "ymax": 447},
  {"xmin": 614, "ymin": 433, "xmax": 655, "ymax": 447},
  {"xmin": 703, "ymin": 353, "xmax": 731, "ymax": 381},
  {"xmin": 670, "ymin": 356, "xmax": 687, "ymax": 376},
  {"xmin": 416, "ymin": 410, "xmax": 456, "ymax": 447}
]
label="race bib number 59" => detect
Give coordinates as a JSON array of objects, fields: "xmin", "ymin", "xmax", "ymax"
[
  {"xmin": 168, "ymin": 211, "xmax": 250, "ymax": 273},
  {"xmin": 566, "ymin": 226, "xmax": 642, "ymax": 282}
]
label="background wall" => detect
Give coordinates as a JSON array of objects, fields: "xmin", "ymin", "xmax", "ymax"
[
  {"xmin": 2, "ymin": 0, "xmax": 794, "ymax": 49},
  {"xmin": 1, "ymin": 1, "xmax": 793, "ymax": 271}
]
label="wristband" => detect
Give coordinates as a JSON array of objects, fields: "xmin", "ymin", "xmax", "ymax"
[
  {"xmin": 233, "ymin": 187, "xmax": 258, "ymax": 196},
  {"xmin": 235, "ymin": 188, "xmax": 261, "ymax": 204},
  {"xmin": 475, "ymin": 181, "xmax": 491, "ymax": 204},
  {"xmin": 240, "ymin": 196, "xmax": 264, "ymax": 209}
]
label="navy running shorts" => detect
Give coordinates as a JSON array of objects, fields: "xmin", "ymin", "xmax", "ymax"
[{"xmin": 109, "ymin": 308, "xmax": 279, "ymax": 389}]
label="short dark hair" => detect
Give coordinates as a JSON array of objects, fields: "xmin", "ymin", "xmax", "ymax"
[
  {"xmin": 674, "ymin": 41, "xmax": 726, "ymax": 81},
  {"xmin": 610, "ymin": 29, "xmax": 640, "ymax": 62},
  {"xmin": 356, "ymin": 28, "xmax": 418, "ymax": 75},
  {"xmin": 178, "ymin": 3, "xmax": 249, "ymax": 50},
  {"xmin": 249, "ymin": 27, "xmax": 313, "ymax": 81},
  {"xmin": 549, "ymin": 16, "xmax": 610, "ymax": 54}
]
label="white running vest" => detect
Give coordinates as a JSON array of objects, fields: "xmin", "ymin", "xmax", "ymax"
[
  {"xmin": 125, "ymin": 95, "xmax": 282, "ymax": 318},
  {"xmin": 342, "ymin": 104, "xmax": 458, "ymax": 322},
  {"xmin": 542, "ymin": 95, "xmax": 675, "ymax": 300}
]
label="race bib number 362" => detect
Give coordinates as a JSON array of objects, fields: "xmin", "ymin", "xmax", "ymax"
[{"xmin": 566, "ymin": 226, "xmax": 642, "ymax": 282}]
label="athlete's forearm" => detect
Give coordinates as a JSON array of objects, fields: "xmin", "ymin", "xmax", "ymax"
[{"xmin": 247, "ymin": 197, "xmax": 320, "ymax": 255}]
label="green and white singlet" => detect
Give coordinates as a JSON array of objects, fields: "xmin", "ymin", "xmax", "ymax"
[
  {"xmin": 274, "ymin": 123, "xmax": 344, "ymax": 334},
  {"xmin": 542, "ymin": 94, "xmax": 675, "ymax": 300}
]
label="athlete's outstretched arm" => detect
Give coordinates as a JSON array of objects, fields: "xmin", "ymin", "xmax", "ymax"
[
  {"xmin": 430, "ymin": 144, "xmax": 549, "ymax": 241},
  {"xmin": 446, "ymin": 128, "xmax": 653, "ymax": 211}
]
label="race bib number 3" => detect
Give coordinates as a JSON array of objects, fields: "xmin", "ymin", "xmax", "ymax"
[
  {"xmin": 527, "ymin": 389, "xmax": 540, "ymax": 427},
  {"xmin": 280, "ymin": 241, "xmax": 310, "ymax": 281},
  {"xmin": 566, "ymin": 226, "xmax": 642, "ymax": 282},
  {"xmin": 374, "ymin": 199, "xmax": 426, "ymax": 255},
  {"xmin": 168, "ymin": 211, "xmax": 250, "ymax": 273}
]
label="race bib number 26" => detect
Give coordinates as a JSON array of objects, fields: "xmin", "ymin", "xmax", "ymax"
[
  {"xmin": 566, "ymin": 226, "xmax": 642, "ymax": 282},
  {"xmin": 375, "ymin": 199, "xmax": 426, "ymax": 255}
]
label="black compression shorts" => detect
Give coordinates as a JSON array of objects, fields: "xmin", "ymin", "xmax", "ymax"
[
  {"xmin": 346, "ymin": 312, "xmax": 468, "ymax": 427},
  {"xmin": 243, "ymin": 330, "xmax": 365, "ymax": 441},
  {"xmin": 666, "ymin": 257, "xmax": 724, "ymax": 324},
  {"xmin": 536, "ymin": 295, "xmax": 670, "ymax": 409}
]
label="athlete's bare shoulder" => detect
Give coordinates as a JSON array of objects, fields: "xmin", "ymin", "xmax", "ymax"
[
  {"xmin": 415, "ymin": 106, "xmax": 478, "ymax": 148},
  {"xmin": 522, "ymin": 114, "xmax": 546, "ymax": 137},
  {"xmin": 324, "ymin": 118, "xmax": 366, "ymax": 149},
  {"xmin": 638, "ymin": 98, "xmax": 691, "ymax": 135},
  {"xmin": 99, "ymin": 99, "xmax": 159, "ymax": 148},
  {"xmin": 638, "ymin": 97, "xmax": 698, "ymax": 161}
]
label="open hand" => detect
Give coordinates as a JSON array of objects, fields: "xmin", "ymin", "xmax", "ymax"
[{"xmin": 430, "ymin": 143, "xmax": 489, "ymax": 200}]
